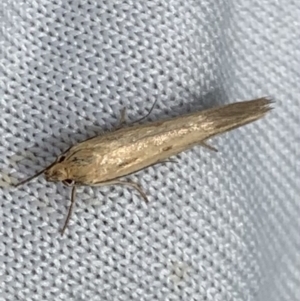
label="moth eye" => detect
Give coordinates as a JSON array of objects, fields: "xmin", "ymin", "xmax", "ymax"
[
  {"xmin": 57, "ymin": 155, "xmax": 66, "ymax": 163},
  {"xmin": 63, "ymin": 179, "xmax": 75, "ymax": 186}
]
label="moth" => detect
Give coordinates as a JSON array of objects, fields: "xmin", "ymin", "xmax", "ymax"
[{"xmin": 14, "ymin": 97, "xmax": 272, "ymax": 234}]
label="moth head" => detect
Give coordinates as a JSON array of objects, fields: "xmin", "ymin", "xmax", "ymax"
[
  {"xmin": 14, "ymin": 152, "xmax": 75, "ymax": 188},
  {"xmin": 44, "ymin": 163, "xmax": 75, "ymax": 187},
  {"xmin": 44, "ymin": 163, "xmax": 67, "ymax": 181}
]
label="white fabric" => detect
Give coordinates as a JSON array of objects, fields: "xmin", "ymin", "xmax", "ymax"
[{"xmin": 1, "ymin": 0, "xmax": 299, "ymax": 300}]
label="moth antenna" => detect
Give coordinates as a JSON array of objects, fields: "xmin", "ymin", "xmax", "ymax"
[
  {"xmin": 60, "ymin": 186, "xmax": 77, "ymax": 236},
  {"xmin": 13, "ymin": 161, "xmax": 56, "ymax": 188}
]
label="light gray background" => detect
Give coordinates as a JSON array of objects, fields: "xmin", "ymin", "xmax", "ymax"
[{"xmin": 1, "ymin": 0, "xmax": 299, "ymax": 300}]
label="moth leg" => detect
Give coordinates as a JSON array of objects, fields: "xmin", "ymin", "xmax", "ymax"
[
  {"xmin": 132, "ymin": 98, "xmax": 158, "ymax": 124},
  {"xmin": 60, "ymin": 186, "xmax": 77, "ymax": 236},
  {"xmin": 119, "ymin": 107, "xmax": 127, "ymax": 124},
  {"xmin": 116, "ymin": 98, "xmax": 159, "ymax": 129},
  {"xmin": 200, "ymin": 141, "xmax": 218, "ymax": 152},
  {"xmin": 95, "ymin": 180, "xmax": 149, "ymax": 202},
  {"xmin": 115, "ymin": 108, "xmax": 127, "ymax": 129}
]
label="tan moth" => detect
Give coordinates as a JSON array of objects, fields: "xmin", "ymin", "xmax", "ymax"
[{"xmin": 14, "ymin": 97, "xmax": 272, "ymax": 234}]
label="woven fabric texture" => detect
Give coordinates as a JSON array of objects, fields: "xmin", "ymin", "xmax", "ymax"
[{"xmin": 1, "ymin": 1, "xmax": 299, "ymax": 300}]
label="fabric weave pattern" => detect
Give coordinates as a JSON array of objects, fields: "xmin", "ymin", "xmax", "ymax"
[{"xmin": 1, "ymin": 1, "xmax": 299, "ymax": 300}]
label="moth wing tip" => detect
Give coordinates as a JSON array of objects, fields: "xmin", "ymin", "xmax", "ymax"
[{"xmin": 257, "ymin": 96, "xmax": 274, "ymax": 112}]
